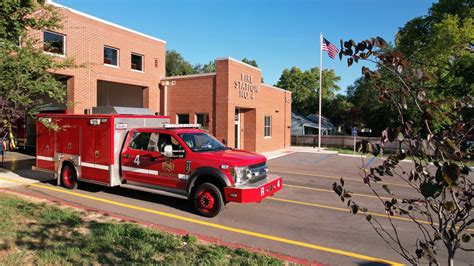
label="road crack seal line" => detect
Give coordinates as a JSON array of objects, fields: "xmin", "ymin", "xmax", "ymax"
[{"xmin": 0, "ymin": 176, "xmax": 402, "ymax": 266}]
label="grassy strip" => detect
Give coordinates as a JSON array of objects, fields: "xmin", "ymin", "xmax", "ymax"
[
  {"xmin": 0, "ymin": 193, "xmax": 283, "ymax": 265},
  {"xmin": 326, "ymin": 147, "xmax": 474, "ymax": 167}
]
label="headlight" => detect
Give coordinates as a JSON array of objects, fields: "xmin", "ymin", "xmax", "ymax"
[{"xmin": 230, "ymin": 166, "xmax": 251, "ymax": 185}]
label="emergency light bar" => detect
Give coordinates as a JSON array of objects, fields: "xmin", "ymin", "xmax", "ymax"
[{"xmin": 163, "ymin": 124, "xmax": 201, "ymax": 129}]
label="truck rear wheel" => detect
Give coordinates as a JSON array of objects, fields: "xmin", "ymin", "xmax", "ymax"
[
  {"xmin": 61, "ymin": 164, "xmax": 78, "ymax": 190},
  {"xmin": 192, "ymin": 183, "xmax": 224, "ymax": 218}
]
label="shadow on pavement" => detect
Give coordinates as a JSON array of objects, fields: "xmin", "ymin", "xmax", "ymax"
[
  {"xmin": 97, "ymin": 184, "xmax": 195, "ymax": 215},
  {"xmin": 2, "ymin": 150, "xmax": 198, "ymax": 216}
]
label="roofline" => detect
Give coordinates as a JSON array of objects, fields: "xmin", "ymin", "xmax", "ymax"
[
  {"xmin": 47, "ymin": 0, "xmax": 166, "ymax": 44},
  {"xmin": 161, "ymin": 73, "xmax": 216, "ymax": 80},
  {"xmin": 302, "ymin": 123, "xmax": 319, "ymax": 128},
  {"xmin": 261, "ymin": 83, "xmax": 290, "ymax": 93},
  {"xmin": 215, "ymin": 57, "xmax": 262, "ymax": 72}
]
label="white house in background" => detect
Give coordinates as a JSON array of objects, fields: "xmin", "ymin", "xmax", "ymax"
[{"xmin": 291, "ymin": 112, "xmax": 335, "ymax": 136}]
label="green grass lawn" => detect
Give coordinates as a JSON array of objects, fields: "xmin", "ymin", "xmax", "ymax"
[
  {"xmin": 325, "ymin": 147, "xmax": 474, "ymax": 167},
  {"xmin": 0, "ymin": 193, "xmax": 283, "ymax": 265}
]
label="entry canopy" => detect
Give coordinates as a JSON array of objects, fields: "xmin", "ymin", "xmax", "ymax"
[{"xmin": 92, "ymin": 106, "xmax": 155, "ymax": 115}]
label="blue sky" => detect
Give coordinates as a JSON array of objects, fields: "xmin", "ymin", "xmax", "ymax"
[{"xmin": 55, "ymin": 0, "xmax": 434, "ymax": 94}]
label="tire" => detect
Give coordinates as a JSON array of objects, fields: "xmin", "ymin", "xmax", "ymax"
[
  {"xmin": 61, "ymin": 164, "xmax": 78, "ymax": 190},
  {"xmin": 192, "ymin": 183, "xmax": 224, "ymax": 218}
]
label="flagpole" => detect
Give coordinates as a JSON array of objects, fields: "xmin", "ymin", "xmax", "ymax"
[{"xmin": 318, "ymin": 32, "xmax": 323, "ymax": 151}]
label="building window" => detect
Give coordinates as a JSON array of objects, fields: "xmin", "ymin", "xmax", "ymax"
[
  {"xmin": 43, "ymin": 31, "xmax": 65, "ymax": 55},
  {"xmin": 131, "ymin": 53, "xmax": 144, "ymax": 71},
  {"xmin": 264, "ymin": 116, "xmax": 272, "ymax": 137},
  {"xmin": 177, "ymin": 114, "xmax": 189, "ymax": 124},
  {"xmin": 196, "ymin": 113, "xmax": 209, "ymax": 130},
  {"xmin": 104, "ymin": 46, "xmax": 119, "ymax": 66}
]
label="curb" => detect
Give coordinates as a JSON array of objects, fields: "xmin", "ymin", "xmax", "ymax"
[{"xmin": 0, "ymin": 188, "xmax": 324, "ymax": 266}]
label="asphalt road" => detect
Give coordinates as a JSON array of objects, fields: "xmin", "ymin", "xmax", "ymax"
[{"xmin": 1, "ymin": 152, "xmax": 472, "ymax": 265}]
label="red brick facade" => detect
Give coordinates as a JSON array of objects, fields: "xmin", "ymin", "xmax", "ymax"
[
  {"xmin": 162, "ymin": 58, "xmax": 291, "ymax": 153},
  {"xmin": 34, "ymin": 2, "xmax": 291, "ymax": 152},
  {"xmin": 36, "ymin": 2, "xmax": 166, "ymax": 114}
]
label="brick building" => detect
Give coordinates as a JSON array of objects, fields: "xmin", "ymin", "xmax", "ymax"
[
  {"xmin": 26, "ymin": 1, "xmax": 291, "ymax": 152},
  {"xmin": 161, "ymin": 58, "xmax": 291, "ymax": 152}
]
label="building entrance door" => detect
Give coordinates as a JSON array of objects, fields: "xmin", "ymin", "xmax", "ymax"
[{"xmin": 234, "ymin": 109, "xmax": 240, "ymax": 149}]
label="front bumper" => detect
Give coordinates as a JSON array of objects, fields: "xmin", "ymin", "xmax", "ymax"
[{"xmin": 224, "ymin": 175, "xmax": 283, "ymax": 203}]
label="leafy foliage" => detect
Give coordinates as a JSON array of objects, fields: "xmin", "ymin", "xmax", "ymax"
[
  {"xmin": 275, "ymin": 67, "xmax": 340, "ymax": 116},
  {"xmin": 165, "ymin": 50, "xmax": 195, "ymax": 76},
  {"xmin": 334, "ymin": 35, "xmax": 473, "ymax": 265},
  {"xmin": 343, "ymin": 0, "xmax": 473, "ymax": 136},
  {"xmin": 166, "ymin": 51, "xmax": 261, "ymax": 78},
  {"xmin": 241, "ymin": 57, "xmax": 259, "ymax": 68},
  {"xmin": 396, "ymin": 0, "xmax": 473, "ymax": 98},
  {"xmin": 0, "ymin": 0, "xmax": 75, "ymax": 129}
]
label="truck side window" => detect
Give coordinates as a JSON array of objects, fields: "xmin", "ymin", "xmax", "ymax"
[
  {"xmin": 129, "ymin": 132, "xmax": 152, "ymax": 150},
  {"xmin": 147, "ymin": 132, "xmax": 159, "ymax": 152},
  {"xmin": 157, "ymin": 134, "xmax": 181, "ymax": 153}
]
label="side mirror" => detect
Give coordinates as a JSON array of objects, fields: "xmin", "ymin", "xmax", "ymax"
[
  {"xmin": 162, "ymin": 145, "xmax": 185, "ymax": 158},
  {"xmin": 162, "ymin": 145, "xmax": 173, "ymax": 157}
]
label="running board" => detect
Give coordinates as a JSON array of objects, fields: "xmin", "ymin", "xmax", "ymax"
[{"xmin": 120, "ymin": 183, "xmax": 188, "ymax": 200}]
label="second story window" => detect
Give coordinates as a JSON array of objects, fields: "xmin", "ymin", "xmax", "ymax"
[
  {"xmin": 131, "ymin": 53, "xmax": 143, "ymax": 71},
  {"xmin": 44, "ymin": 31, "xmax": 65, "ymax": 55},
  {"xmin": 104, "ymin": 46, "xmax": 118, "ymax": 66},
  {"xmin": 196, "ymin": 113, "xmax": 209, "ymax": 130},
  {"xmin": 177, "ymin": 114, "xmax": 189, "ymax": 124}
]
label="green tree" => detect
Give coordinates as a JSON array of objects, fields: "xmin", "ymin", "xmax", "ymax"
[
  {"xmin": 201, "ymin": 60, "xmax": 216, "ymax": 73},
  {"xmin": 165, "ymin": 50, "xmax": 195, "ymax": 76},
  {"xmin": 241, "ymin": 58, "xmax": 258, "ymax": 68},
  {"xmin": 336, "ymin": 36, "xmax": 473, "ymax": 266},
  {"xmin": 396, "ymin": 0, "xmax": 474, "ymax": 98},
  {"xmin": 275, "ymin": 67, "xmax": 340, "ymax": 115},
  {"xmin": 193, "ymin": 60, "xmax": 216, "ymax": 74},
  {"xmin": 324, "ymin": 94, "xmax": 354, "ymax": 132},
  {"xmin": 0, "ymin": 0, "xmax": 75, "ymax": 129},
  {"xmin": 346, "ymin": 77, "xmax": 393, "ymax": 135}
]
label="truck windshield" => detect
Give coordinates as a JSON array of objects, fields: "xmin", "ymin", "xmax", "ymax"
[{"xmin": 179, "ymin": 132, "xmax": 228, "ymax": 152}]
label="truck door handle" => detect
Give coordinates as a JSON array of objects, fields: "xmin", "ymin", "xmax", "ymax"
[
  {"xmin": 150, "ymin": 157, "xmax": 157, "ymax": 162},
  {"xmin": 123, "ymin": 154, "xmax": 131, "ymax": 158}
]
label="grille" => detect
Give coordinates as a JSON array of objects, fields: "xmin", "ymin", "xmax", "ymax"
[
  {"xmin": 248, "ymin": 162, "xmax": 268, "ymax": 184},
  {"xmin": 249, "ymin": 162, "xmax": 266, "ymax": 169}
]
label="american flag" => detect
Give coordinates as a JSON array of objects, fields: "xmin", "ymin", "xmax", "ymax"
[{"xmin": 322, "ymin": 37, "xmax": 339, "ymax": 59}]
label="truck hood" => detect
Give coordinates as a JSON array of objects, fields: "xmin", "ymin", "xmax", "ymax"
[{"xmin": 197, "ymin": 148, "xmax": 266, "ymax": 166}]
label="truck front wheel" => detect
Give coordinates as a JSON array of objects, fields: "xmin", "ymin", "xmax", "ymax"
[
  {"xmin": 192, "ymin": 183, "xmax": 224, "ymax": 218},
  {"xmin": 61, "ymin": 164, "xmax": 78, "ymax": 190}
]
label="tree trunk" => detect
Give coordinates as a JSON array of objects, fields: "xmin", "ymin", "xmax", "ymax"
[{"xmin": 448, "ymin": 249, "xmax": 454, "ymax": 266}]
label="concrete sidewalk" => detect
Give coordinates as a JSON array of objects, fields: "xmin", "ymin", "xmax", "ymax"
[
  {"xmin": 261, "ymin": 146, "xmax": 338, "ymax": 160},
  {"xmin": 0, "ymin": 168, "xmax": 38, "ymax": 188}
]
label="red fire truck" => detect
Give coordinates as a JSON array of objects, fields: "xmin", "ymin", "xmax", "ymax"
[{"xmin": 34, "ymin": 108, "xmax": 282, "ymax": 217}]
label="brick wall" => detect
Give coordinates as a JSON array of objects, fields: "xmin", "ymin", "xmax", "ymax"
[
  {"xmin": 163, "ymin": 58, "xmax": 291, "ymax": 153},
  {"xmin": 162, "ymin": 74, "xmax": 216, "ymax": 132},
  {"xmin": 31, "ymin": 3, "xmax": 166, "ymax": 114}
]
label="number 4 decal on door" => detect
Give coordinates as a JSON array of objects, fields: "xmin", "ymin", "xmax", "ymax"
[{"xmin": 134, "ymin": 155, "xmax": 140, "ymax": 166}]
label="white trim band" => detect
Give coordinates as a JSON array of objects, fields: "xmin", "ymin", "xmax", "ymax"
[
  {"xmin": 122, "ymin": 166, "xmax": 159, "ymax": 176},
  {"xmin": 81, "ymin": 162, "xmax": 110, "ymax": 171},
  {"xmin": 37, "ymin": 156, "xmax": 54, "ymax": 162}
]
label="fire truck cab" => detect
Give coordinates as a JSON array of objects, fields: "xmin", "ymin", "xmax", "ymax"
[{"xmin": 34, "ymin": 107, "xmax": 282, "ymax": 217}]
